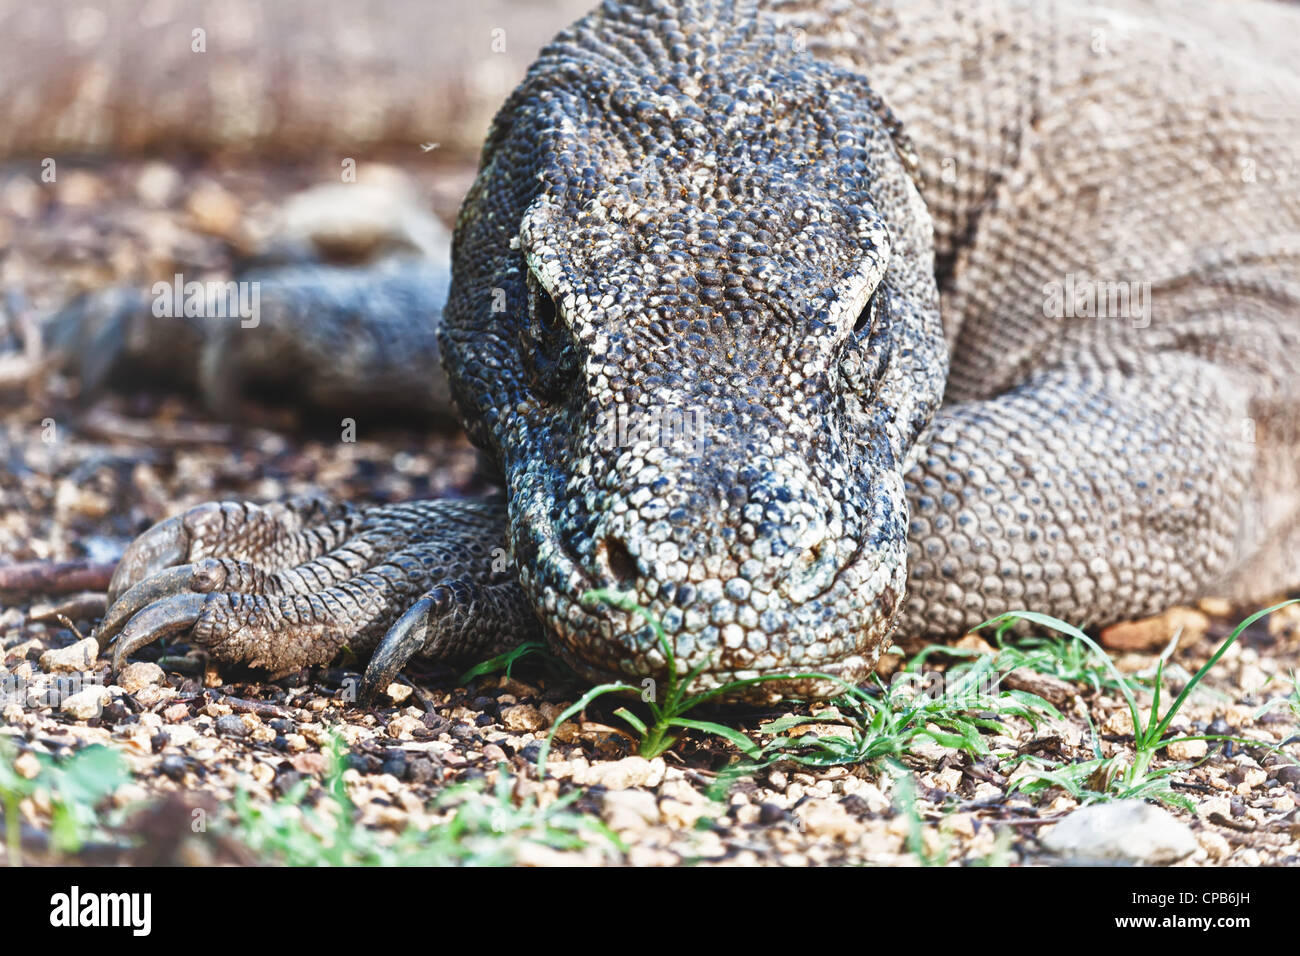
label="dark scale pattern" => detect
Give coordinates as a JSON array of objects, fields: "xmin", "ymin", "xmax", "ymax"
[{"xmin": 99, "ymin": 0, "xmax": 1300, "ymax": 700}]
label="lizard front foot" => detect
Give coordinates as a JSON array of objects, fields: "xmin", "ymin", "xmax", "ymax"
[{"xmin": 96, "ymin": 494, "xmax": 534, "ymax": 701}]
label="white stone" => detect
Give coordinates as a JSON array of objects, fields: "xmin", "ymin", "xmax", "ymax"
[
  {"xmin": 60, "ymin": 685, "xmax": 110, "ymax": 720},
  {"xmin": 39, "ymin": 637, "xmax": 100, "ymax": 673},
  {"xmin": 118, "ymin": 661, "xmax": 165, "ymax": 693},
  {"xmin": 1042, "ymin": 801, "xmax": 1198, "ymax": 865}
]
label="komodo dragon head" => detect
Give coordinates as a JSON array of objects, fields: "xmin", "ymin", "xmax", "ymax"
[{"xmin": 442, "ymin": 4, "xmax": 948, "ymax": 692}]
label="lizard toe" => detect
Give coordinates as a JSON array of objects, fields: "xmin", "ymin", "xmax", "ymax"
[
  {"xmin": 359, "ymin": 592, "xmax": 441, "ymax": 703},
  {"xmin": 110, "ymin": 594, "xmax": 208, "ymax": 675},
  {"xmin": 359, "ymin": 581, "xmax": 483, "ymax": 702},
  {"xmin": 98, "ymin": 496, "xmax": 532, "ymax": 688},
  {"xmin": 98, "ymin": 564, "xmax": 203, "ymax": 651},
  {"xmin": 106, "ymin": 516, "xmax": 189, "ymax": 605},
  {"xmin": 98, "ymin": 558, "xmax": 256, "ymax": 651}
]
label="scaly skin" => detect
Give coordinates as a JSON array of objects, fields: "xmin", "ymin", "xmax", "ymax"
[{"xmin": 32, "ymin": 0, "xmax": 1300, "ymax": 699}]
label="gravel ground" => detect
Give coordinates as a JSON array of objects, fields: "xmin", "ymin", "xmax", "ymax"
[{"xmin": 2, "ymin": 158, "xmax": 1298, "ymax": 867}]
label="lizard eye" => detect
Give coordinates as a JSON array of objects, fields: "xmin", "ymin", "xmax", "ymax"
[
  {"xmin": 532, "ymin": 277, "xmax": 560, "ymax": 335},
  {"xmin": 840, "ymin": 290, "xmax": 891, "ymax": 395},
  {"xmin": 525, "ymin": 267, "xmax": 564, "ymax": 340},
  {"xmin": 522, "ymin": 266, "xmax": 578, "ymax": 401},
  {"xmin": 853, "ymin": 292, "xmax": 879, "ymax": 336}
]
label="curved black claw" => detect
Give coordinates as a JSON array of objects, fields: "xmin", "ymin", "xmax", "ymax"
[
  {"xmin": 110, "ymin": 594, "xmax": 207, "ymax": 675},
  {"xmin": 358, "ymin": 593, "xmax": 441, "ymax": 703},
  {"xmin": 97, "ymin": 564, "xmax": 199, "ymax": 652},
  {"xmin": 107, "ymin": 516, "xmax": 188, "ymax": 605}
]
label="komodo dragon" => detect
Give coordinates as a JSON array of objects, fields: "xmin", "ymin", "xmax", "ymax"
[{"xmin": 25, "ymin": 0, "xmax": 1300, "ymax": 700}]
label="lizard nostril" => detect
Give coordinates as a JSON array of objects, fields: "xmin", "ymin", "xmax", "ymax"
[{"xmin": 598, "ymin": 535, "xmax": 639, "ymax": 588}]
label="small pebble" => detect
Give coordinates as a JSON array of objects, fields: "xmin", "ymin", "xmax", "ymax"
[
  {"xmin": 60, "ymin": 685, "xmax": 109, "ymax": 720},
  {"xmin": 135, "ymin": 162, "xmax": 181, "ymax": 206},
  {"xmin": 408, "ymin": 756, "xmax": 438, "ymax": 784},
  {"xmin": 39, "ymin": 637, "xmax": 100, "ymax": 673},
  {"xmin": 100, "ymin": 700, "xmax": 129, "ymax": 724},
  {"xmin": 380, "ymin": 751, "xmax": 408, "ymax": 779},
  {"xmin": 273, "ymin": 770, "xmax": 303, "ymax": 797},
  {"xmin": 346, "ymin": 753, "xmax": 378, "ymax": 774},
  {"xmin": 1206, "ymin": 718, "xmax": 1233, "ymax": 746},
  {"xmin": 601, "ymin": 789, "xmax": 660, "ymax": 832},
  {"xmin": 520, "ymin": 741, "xmax": 544, "ymax": 763},
  {"xmin": 215, "ymin": 715, "xmax": 248, "ymax": 737},
  {"xmin": 500, "ymin": 704, "xmax": 545, "ymax": 732},
  {"xmin": 582, "ymin": 756, "xmax": 663, "ymax": 790},
  {"xmin": 422, "ymin": 713, "xmax": 451, "ymax": 735},
  {"xmin": 118, "ymin": 661, "xmax": 165, "ymax": 693},
  {"xmin": 386, "ymin": 714, "xmax": 423, "ymax": 739},
  {"xmin": 162, "ymin": 703, "xmax": 190, "ymax": 722},
  {"xmin": 1166, "ymin": 738, "xmax": 1208, "ymax": 760},
  {"xmin": 13, "ymin": 751, "xmax": 41, "ymax": 780}
]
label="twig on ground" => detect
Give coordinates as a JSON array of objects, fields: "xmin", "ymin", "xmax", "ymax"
[{"xmin": 0, "ymin": 560, "xmax": 117, "ymax": 596}]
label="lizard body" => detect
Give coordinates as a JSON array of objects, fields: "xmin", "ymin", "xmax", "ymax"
[{"xmin": 22, "ymin": 0, "xmax": 1299, "ymax": 698}]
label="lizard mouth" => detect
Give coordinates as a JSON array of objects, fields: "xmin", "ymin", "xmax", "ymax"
[{"xmin": 512, "ymin": 495, "xmax": 905, "ymax": 699}]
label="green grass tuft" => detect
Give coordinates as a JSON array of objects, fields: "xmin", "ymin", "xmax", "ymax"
[
  {"xmin": 459, "ymin": 640, "xmax": 555, "ymax": 684},
  {"xmin": 537, "ymin": 588, "xmax": 851, "ymax": 773},
  {"xmin": 227, "ymin": 733, "xmax": 622, "ymax": 865},
  {"xmin": 0, "ymin": 739, "xmax": 132, "ymax": 864},
  {"xmin": 983, "ymin": 601, "xmax": 1298, "ymax": 808},
  {"xmin": 749, "ymin": 648, "xmax": 1058, "ymax": 772}
]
